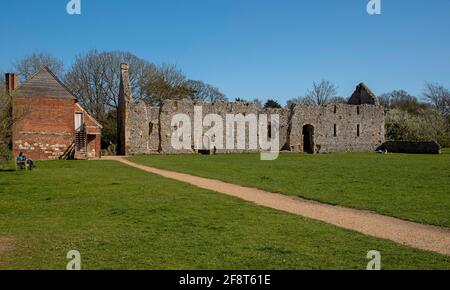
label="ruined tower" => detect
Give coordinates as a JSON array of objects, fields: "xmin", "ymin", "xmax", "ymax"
[{"xmin": 117, "ymin": 63, "xmax": 132, "ymax": 155}]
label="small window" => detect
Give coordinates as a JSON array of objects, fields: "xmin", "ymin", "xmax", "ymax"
[
  {"xmin": 267, "ymin": 124, "xmax": 272, "ymax": 139},
  {"xmin": 357, "ymin": 124, "xmax": 360, "ymax": 137},
  {"xmin": 334, "ymin": 106, "xmax": 337, "ymax": 114},
  {"xmin": 357, "ymin": 106, "xmax": 360, "ymax": 115},
  {"xmin": 333, "ymin": 124, "xmax": 337, "ymax": 137},
  {"xmin": 149, "ymin": 122, "xmax": 153, "ymax": 136}
]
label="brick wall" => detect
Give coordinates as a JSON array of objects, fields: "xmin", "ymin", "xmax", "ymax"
[{"xmin": 12, "ymin": 97, "xmax": 76, "ymax": 160}]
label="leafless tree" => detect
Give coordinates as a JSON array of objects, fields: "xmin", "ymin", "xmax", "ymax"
[
  {"xmin": 143, "ymin": 64, "xmax": 192, "ymax": 106},
  {"xmin": 64, "ymin": 50, "xmax": 155, "ymax": 121},
  {"xmin": 304, "ymin": 80, "xmax": 338, "ymax": 105},
  {"xmin": 380, "ymin": 90, "xmax": 429, "ymax": 114},
  {"xmin": 13, "ymin": 52, "xmax": 64, "ymax": 80},
  {"xmin": 424, "ymin": 82, "xmax": 450, "ymax": 116},
  {"xmin": 185, "ymin": 80, "xmax": 227, "ymax": 103}
]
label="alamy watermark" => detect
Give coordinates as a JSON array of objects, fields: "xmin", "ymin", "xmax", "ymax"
[
  {"xmin": 65, "ymin": 1, "xmax": 379, "ymax": 16},
  {"xmin": 67, "ymin": 250, "xmax": 81, "ymax": 270},
  {"xmin": 367, "ymin": 0, "xmax": 382, "ymax": 15},
  {"xmin": 171, "ymin": 107, "xmax": 280, "ymax": 160},
  {"xmin": 67, "ymin": 0, "xmax": 81, "ymax": 15},
  {"xmin": 366, "ymin": 250, "xmax": 381, "ymax": 270}
]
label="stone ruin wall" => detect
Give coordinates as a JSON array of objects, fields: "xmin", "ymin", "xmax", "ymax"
[
  {"xmin": 127, "ymin": 99, "xmax": 289, "ymax": 154},
  {"xmin": 124, "ymin": 99, "xmax": 385, "ymax": 155},
  {"xmin": 289, "ymin": 104, "xmax": 385, "ymax": 153},
  {"xmin": 118, "ymin": 63, "xmax": 385, "ymax": 155}
]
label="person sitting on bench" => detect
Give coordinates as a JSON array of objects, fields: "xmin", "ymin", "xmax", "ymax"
[
  {"xmin": 16, "ymin": 152, "xmax": 34, "ymax": 170},
  {"xmin": 16, "ymin": 152, "xmax": 27, "ymax": 170}
]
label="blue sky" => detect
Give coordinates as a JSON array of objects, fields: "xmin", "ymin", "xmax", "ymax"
[{"xmin": 0, "ymin": 0, "xmax": 449, "ymax": 104}]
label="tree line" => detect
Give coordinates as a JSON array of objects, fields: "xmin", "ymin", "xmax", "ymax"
[
  {"xmin": 1, "ymin": 51, "xmax": 450, "ymax": 159},
  {"xmin": 3, "ymin": 51, "xmax": 228, "ymax": 148},
  {"xmin": 285, "ymin": 80, "xmax": 450, "ymax": 147}
]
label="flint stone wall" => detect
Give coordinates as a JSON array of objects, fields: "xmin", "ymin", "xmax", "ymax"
[
  {"xmin": 290, "ymin": 103, "xmax": 385, "ymax": 153},
  {"xmin": 125, "ymin": 100, "xmax": 385, "ymax": 154}
]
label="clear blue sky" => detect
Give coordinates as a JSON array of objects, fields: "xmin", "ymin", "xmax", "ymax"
[{"xmin": 1, "ymin": 0, "xmax": 449, "ymax": 104}]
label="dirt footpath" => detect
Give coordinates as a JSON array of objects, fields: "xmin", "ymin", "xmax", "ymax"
[{"xmin": 104, "ymin": 156, "xmax": 450, "ymax": 256}]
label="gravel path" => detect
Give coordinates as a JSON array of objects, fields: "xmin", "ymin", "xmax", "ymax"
[{"xmin": 105, "ymin": 156, "xmax": 450, "ymax": 256}]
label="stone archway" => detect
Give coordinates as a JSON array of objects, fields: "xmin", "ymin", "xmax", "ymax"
[{"xmin": 302, "ymin": 124, "xmax": 314, "ymax": 154}]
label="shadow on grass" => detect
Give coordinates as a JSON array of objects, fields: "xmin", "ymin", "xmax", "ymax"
[{"xmin": 0, "ymin": 162, "xmax": 16, "ymax": 172}]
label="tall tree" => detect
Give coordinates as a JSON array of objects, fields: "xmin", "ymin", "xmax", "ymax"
[
  {"xmin": 424, "ymin": 82, "xmax": 450, "ymax": 116},
  {"xmin": 64, "ymin": 50, "xmax": 154, "ymax": 121},
  {"xmin": 304, "ymin": 80, "xmax": 338, "ymax": 105},
  {"xmin": 13, "ymin": 52, "xmax": 64, "ymax": 80},
  {"xmin": 143, "ymin": 64, "xmax": 192, "ymax": 106},
  {"xmin": 185, "ymin": 80, "xmax": 227, "ymax": 103},
  {"xmin": 380, "ymin": 90, "xmax": 429, "ymax": 114}
]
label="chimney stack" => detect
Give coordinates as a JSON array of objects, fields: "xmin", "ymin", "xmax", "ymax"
[
  {"xmin": 5, "ymin": 73, "xmax": 19, "ymax": 94},
  {"xmin": 117, "ymin": 63, "xmax": 132, "ymax": 156}
]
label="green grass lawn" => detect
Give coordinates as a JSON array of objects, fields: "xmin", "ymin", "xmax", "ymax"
[
  {"xmin": 0, "ymin": 160, "xmax": 449, "ymax": 269},
  {"xmin": 129, "ymin": 153, "xmax": 450, "ymax": 227},
  {"xmin": 0, "ymin": 161, "xmax": 15, "ymax": 172}
]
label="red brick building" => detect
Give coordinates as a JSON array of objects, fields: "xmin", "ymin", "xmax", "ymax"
[{"xmin": 6, "ymin": 67, "xmax": 102, "ymax": 160}]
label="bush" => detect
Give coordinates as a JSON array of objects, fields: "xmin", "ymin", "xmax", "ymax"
[{"xmin": 386, "ymin": 109, "xmax": 450, "ymax": 147}]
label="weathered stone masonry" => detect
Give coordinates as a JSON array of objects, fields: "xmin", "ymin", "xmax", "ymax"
[{"xmin": 118, "ymin": 64, "xmax": 385, "ymax": 155}]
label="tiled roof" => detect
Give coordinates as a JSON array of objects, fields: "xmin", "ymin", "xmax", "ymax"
[{"xmin": 12, "ymin": 67, "xmax": 76, "ymax": 100}]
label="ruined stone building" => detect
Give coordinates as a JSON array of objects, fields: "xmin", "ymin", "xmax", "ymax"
[
  {"xmin": 117, "ymin": 63, "xmax": 385, "ymax": 155},
  {"xmin": 7, "ymin": 67, "xmax": 102, "ymax": 160}
]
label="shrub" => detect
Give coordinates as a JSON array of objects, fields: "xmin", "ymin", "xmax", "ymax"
[{"xmin": 386, "ymin": 109, "xmax": 450, "ymax": 147}]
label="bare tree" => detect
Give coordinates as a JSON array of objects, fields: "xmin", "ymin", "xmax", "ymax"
[
  {"xmin": 185, "ymin": 80, "xmax": 227, "ymax": 103},
  {"xmin": 304, "ymin": 80, "xmax": 338, "ymax": 105},
  {"xmin": 424, "ymin": 82, "xmax": 450, "ymax": 116},
  {"xmin": 13, "ymin": 52, "xmax": 64, "ymax": 80},
  {"xmin": 101, "ymin": 51, "xmax": 157, "ymax": 107},
  {"xmin": 143, "ymin": 64, "xmax": 192, "ymax": 106},
  {"xmin": 65, "ymin": 50, "xmax": 155, "ymax": 121},
  {"xmin": 65, "ymin": 50, "xmax": 110, "ymax": 121},
  {"xmin": 380, "ymin": 90, "xmax": 429, "ymax": 114}
]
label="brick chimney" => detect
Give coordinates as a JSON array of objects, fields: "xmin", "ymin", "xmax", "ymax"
[{"xmin": 5, "ymin": 73, "xmax": 19, "ymax": 94}]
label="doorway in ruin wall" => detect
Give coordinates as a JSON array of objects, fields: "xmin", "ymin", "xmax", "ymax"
[{"xmin": 302, "ymin": 124, "xmax": 315, "ymax": 154}]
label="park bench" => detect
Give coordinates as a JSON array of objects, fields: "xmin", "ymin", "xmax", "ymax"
[{"xmin": 16, "ymin": 160, "xmax": 32, "ymax": 171}]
